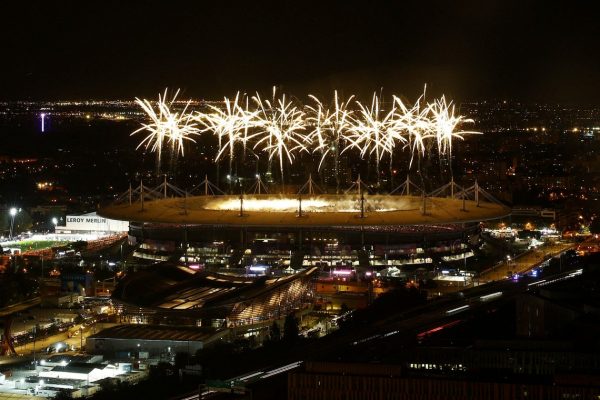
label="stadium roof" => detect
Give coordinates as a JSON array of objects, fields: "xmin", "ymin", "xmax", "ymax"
[{"xmin": 99, "ymin": 194, "xmax": 510, "ymax": 228}]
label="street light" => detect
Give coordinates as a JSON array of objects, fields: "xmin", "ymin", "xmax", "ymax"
[
  {"xmin": 80, "ymin": 325, "xmax": 84, "ymax": 350},
  {"xmin": 32, "ymin": 325, "xmax": 37, "ymax": 370}
]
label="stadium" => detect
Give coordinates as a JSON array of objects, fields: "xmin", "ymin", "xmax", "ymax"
[
  {"xmin": 98, "ymin": 177, "xmax": 510, "ymax": 329},
  {"xmin": 97, "ymin": 88, "xmax": 511, "ymax": 331},
  {"xmin": 99, "ymin": 176, "xmax": 510, "ymax": 268}
]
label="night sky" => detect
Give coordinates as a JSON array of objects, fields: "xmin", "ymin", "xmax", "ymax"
[{"xmin": 1, "ymin": 0, "xmax": 598, "ymax": 103}]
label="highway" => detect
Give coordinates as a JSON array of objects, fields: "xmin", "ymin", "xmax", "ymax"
[
  {"xmin": 0, "ymin": 297, "xmax": 41, "ymax": 318},
  {"xmin": 477, "ymin": 241, "xmax": 575, "ymax": 282}
]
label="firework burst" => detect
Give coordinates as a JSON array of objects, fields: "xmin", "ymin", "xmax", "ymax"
[
  {"xmin": 392, "ymin": 90, "xmax": 433, "ymax": 167},
  {"xmin": 252, "ymin": 87, "xmax": 309, "ymax": 185},
  {"xmin": 200, "ymin": 92, "xmax": 259, "ymax": 164},
  {"xmin": 132, "ymin": 86, "xmax": 481, "ymax": 189},
  {"xmin": 427, "ymin": 95, "xmax": 480, "ymax": 158},
  {"xmin": 307, "ymin": 91, "xmax": 354, "ymax": 172},
  {"xmin": 342, "ymin": 92, "xmax": 404, "ymax": 185},
  {"xmin": 132, "ymin": 89, "xmax": 200, "ymax": 166}
]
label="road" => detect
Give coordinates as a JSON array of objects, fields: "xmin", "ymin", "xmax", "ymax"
[
  {"xmin": 0, "ymin": 323, "xmax": 117, "ymax": 369},
  {"xmin": 11, "ymin": 323, "xmax": 115, "ymax": 358},
  {"xmin": 477, "ymin": 241, "xmax": 575, "ymax": 282},
  {"xmin": 0, "ymin": 297, "xmax": 41, "ymax": 318}
]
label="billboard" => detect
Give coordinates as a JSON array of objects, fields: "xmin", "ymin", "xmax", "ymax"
[{"xmin": 63, "ymin": 212, "xmax": 129, "ymax": 233}]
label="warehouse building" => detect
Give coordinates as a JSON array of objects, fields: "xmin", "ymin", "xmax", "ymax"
[{"xmin": 86, "ymin": 324, "xmax": 228, "ymax": 357}]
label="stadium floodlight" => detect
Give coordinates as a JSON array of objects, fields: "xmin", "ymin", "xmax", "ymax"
[{"xmin": 9, "ymin": 207, "xmax": 19, "ymax": 239}]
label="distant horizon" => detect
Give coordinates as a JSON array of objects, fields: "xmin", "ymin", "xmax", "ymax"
[{"xmin": 1, "ymin": 95, "xmax": 599, "ymax": 108}]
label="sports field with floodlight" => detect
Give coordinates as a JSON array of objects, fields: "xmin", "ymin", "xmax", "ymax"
[{"xmin": 99, "ymin": 193, "xmax": 510, "ymax": 228}]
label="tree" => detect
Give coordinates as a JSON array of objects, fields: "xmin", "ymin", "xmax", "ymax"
[
  {"xmin": 98, "ymin": 378, "xmax": 117, "ymax": 393},
  {"xmin": 283, "ymin": 313, "xmax": 299, "ymax": 343},
  {"xmin": 269, "ymin": 320, "xmax": 281, "ymax": 341},
  {"xmin": 340, "ymin": 303, "xmax": 350, "ymax": 314},
  {"xmin": 590, "ymin": 218, "xmax": 600, "ymax": 235},
  {"xmin": 174, "ymin": 352, "xmax": 190, "ymax": 369},
  {"xmin": 53, "ymin": 390, "xmax": 73, "ymax": 400}
]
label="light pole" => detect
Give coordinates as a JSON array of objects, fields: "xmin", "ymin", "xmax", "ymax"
[
  {"xmin": 32, "ymin": 325, "xmax": 37, "ymax": 370},
  {"xmin": 9, "ymin": 207, "xmax": 18, "ymax": 239}
]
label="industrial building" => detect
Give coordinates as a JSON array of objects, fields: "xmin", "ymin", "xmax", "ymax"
[{"xmin": 86, "ymin": 324, "xmax": 228, "ymax": 357}]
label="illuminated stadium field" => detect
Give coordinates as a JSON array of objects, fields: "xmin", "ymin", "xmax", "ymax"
[{"xmin": 99, "ymin": 193, "xmax": 510, "ymax": 228}]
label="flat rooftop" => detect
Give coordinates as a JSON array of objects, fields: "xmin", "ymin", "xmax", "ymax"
[{"xmin": 87, "ymin": 324, "xmax": 217, "ymax": 342}]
